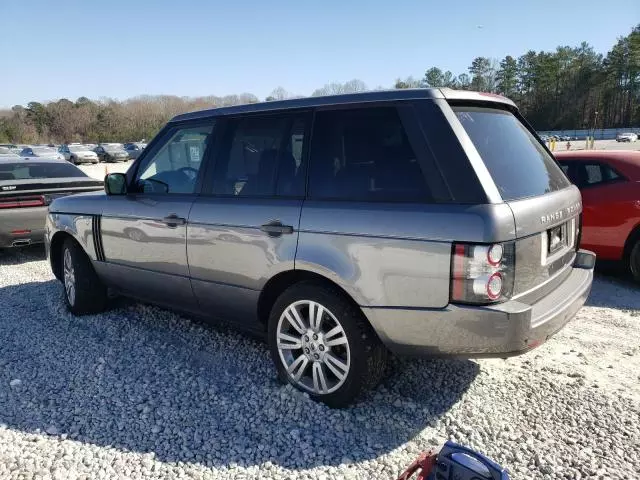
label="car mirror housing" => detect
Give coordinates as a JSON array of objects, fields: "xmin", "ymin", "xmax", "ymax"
[{"xmin": 105, "ymin": 173, "xmax": 127, "ymax": 195}]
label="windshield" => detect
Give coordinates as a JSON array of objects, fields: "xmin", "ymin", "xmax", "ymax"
[
  {"xmin": 453, "ymin": 106, "xmax": 570, "ymax": 201},
  {"xmin": 31, "ymin": 147, "xmax": 57, "ymax": 154},
  {"xmin": 0, "ymin": 162, "xmax": 87, "ymax": 180},
  {"xmin": 69, "ymin": 145, "xmax": 90, "ymax": 152},
  {"xmin": 104, "ymin": 145, "xmax": 123, "ymax": 151}
]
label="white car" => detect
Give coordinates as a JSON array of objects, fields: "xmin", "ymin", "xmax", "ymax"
[
  {"xmin": 59, "ymin": 144, "xmax": 99, "ymax": 164},
  {"xmin": 20, "ymin": 146, "xmax": 65, "ymax": 161},
  {"xmin": 616, "ymin": 132, "xmax": 638, "ymax": 142}
]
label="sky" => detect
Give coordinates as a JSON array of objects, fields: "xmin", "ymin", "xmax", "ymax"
[{"xmin": 1, "ymin": 0, "xmax": 638, "ymax": 107}]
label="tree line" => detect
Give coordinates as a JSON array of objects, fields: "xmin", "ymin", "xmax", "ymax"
[{"xmin": 1, "ymin": 24, "xmax": 637, "ymax": 144}]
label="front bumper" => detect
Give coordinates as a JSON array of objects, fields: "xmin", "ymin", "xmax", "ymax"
[
  {"xmin": 0, "ymin": 207, "xmax": 48, "ymax": 247},
  {"xmin": 364, "ymin": 250, "xmax": 595, "ymax": 358}
]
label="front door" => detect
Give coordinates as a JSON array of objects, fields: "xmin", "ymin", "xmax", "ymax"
[
  {"xmin": 99, "ymin": 122, "xmax": 215, "ymax": 309},
  {"xmin": 188, "ymin": 112, "xmax": 310, "ymax": 326}
]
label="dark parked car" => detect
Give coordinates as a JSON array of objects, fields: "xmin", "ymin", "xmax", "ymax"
[
  {"xmin": 94, "ymin": 144, "xmax": 129, "ymax": 162},
  {"xmin": 0, "ymin": 158, "xmax": 103, "ymax": 248},
  {"xmin": 45, "ymin": 89, "xmax": 594, "ymax": 406},
  {"xmin": 556, "ymin": 150, "xmax": 640, "ymax": 281}
]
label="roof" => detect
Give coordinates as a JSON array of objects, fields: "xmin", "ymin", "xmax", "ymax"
[
  {"xmin": 170, "ymin": 88, "xmax": 517, "ymax": 123},
  {"xmin": 554, "ymin": 150, "xmax": 640, "ymax": 161}
]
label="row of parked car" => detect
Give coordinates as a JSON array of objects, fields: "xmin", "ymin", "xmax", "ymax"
[
  {"xmin": 0, "ymin": 142, "xmax": 147, "ymax": 164},
  {"xmin": 539, "ymin": 132, "xmax": 639, "ymax": 143}
]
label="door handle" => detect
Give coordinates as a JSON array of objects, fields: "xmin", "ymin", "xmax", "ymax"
[
  {"xmin": 260, "ymin": 221, "xmax": 294, "ymax": 236},
  {"xmin": 162, "ymin": 214, "xmax": 186, "ymax": 227}
]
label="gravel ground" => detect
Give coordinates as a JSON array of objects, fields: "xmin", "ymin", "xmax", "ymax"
[{"xmin": 0, "ymin": 247, "xmax": 639, "ymax": 480}]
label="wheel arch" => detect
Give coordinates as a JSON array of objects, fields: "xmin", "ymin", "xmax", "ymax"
[
  {"xmin": 257, "ymin": 269, "xmax": 368, "ymax": 328},
  {"xmin": 49, "ymin": 231, "xmax": 77, "ymax": 281},
  {"xmin": 623, "ymin": 222, "xmax": 640, "ymax": 261}
]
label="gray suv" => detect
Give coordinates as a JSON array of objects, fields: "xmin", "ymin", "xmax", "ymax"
[{"xmin": 45, "ymin": 89, "xmax": 595, "ymax": 407}]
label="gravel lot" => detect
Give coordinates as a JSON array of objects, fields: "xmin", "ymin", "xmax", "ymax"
[{"xmin": 0, "ymin": 246, "xmax": 639, "ymax": 479}]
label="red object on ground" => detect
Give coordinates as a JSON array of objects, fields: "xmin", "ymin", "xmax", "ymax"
[
  {"xmin": 395, "ymin": 448, "xmax": 438, "ymax": 480},
  {"xmin": 555, "ymin": 150, "xmax": 640, "ymax": 262}
]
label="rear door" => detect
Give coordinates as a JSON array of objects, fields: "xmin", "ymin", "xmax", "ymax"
[
  {"xmin": 187, "ymin": 111, "xmax": 310, "ymax": 326},
  {"xmin": 99, "ymin": 122, "xmax": 214, "ymax": 309},
  {"xmin": 560, "ymin": 159, "xmax": 629, "ymax": 259},
  {"xmin": 451, "ymin": 105, "xmax": 580, "ymax": 300}
]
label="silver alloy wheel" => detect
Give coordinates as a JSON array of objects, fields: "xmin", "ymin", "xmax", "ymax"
[
  {"xmin": 276, "ymin": 300, "xmax": 351, "ymax": 395},
  {"xmin": 63, "ymin": 248, "xmax": 76, "ymax": 306}
]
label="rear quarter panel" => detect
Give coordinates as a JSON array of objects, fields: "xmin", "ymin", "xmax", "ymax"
[{"xmin": 296, "ymin": 201, "xmax": 515, "ymax": 308}]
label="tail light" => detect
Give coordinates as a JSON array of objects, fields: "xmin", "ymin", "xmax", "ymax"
[
  {"xmin": 451, "ymin": 242, "xmax": 515, "ymax": 304},
  {"xmin": 0, "ymin": 195, "xmax": 47, "ymax": 209}
]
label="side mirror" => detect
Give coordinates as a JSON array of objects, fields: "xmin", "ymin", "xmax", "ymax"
[{"xmin": 105, "ymin": 173, "xmax": 127, "ymax": 195}]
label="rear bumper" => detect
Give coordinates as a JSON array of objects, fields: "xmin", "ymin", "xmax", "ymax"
[
  {"xmin": 364, "ymin": 250, "xmax": 595, "ymax": 358},
  {"xmin": 0, "ymin": 207, "xmax": 47, "ymax": 247}
]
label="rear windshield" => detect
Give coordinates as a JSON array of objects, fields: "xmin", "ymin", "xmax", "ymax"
[
  {"xmin": 0, "ymin": 162, "xmax": 87, "ymax": 180},
  {"xmin": 453, "ymin": 106, "xmax": 570, "ymax": 201}
]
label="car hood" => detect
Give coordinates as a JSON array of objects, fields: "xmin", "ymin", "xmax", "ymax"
[
  {"xmin": 73, "ymin": 150, "xmax": 98, "ymax": 156},
  {"xmin": 49, "ymin": 189, "xmax": 107, "ymax": 215}
]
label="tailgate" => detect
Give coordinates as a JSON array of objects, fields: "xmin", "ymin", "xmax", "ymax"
[{"xmin": 508, "ymin": 186, "xmax": 582, "ymax": 300}]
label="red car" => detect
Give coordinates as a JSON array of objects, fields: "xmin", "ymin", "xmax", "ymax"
[{"xmin": 555, "ymin": 150, "xmax": 640, "ymax": 281}]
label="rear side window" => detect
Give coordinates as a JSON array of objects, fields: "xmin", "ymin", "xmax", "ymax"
[
  {"xmin": 453, "ymin": 106, "xmax": 570, "ymax": 201},
  {"xmin": 0, "ymin": 162, "xmax": 87, "ymax": 180},
  {"xmin": 212, "ymin": 113, "xmax": 308, "ymax": 197},
  {"xmin": 309, "ymin": 107, "xmax": 431, "ymax": 202},
  {"xmin": 560, "ymin": 161, "xmax": 623, "ymax": 188}
]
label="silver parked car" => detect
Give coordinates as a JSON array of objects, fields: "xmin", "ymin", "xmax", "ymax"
[
  {"xmin": 616, "ymin": 132, "xmax": 638, "ymax": 142},
  {"xmin": 45, "ymin": 89, "xmax": 595, "ymax": 407},
  {"xmin": 59, "ymin": 144, "xmax": 100, "ymax": 164}
]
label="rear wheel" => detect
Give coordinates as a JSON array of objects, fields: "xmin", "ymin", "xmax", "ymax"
[
  {"xmin": 268, "ymin": 281, "xmax": 387, "ymax": 408},
  {"xmin": 62, "ymin": 238, "xmax": 108, "ymax": 314},
  {"xmin": 629, "ymin": 240, "xmax": 640, "ymax": 283}
]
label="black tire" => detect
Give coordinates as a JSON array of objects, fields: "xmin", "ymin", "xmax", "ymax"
[
  {"xmin": 61, "ymin": 238, "xmax": 108, "ymax": 315},
  {"xmin": 268, "ymin": 281, "xmax": 387, "ymax": 408},
  {"xmin": 629, "ymin": 239, "xmax": 640, "ymax": 283}
]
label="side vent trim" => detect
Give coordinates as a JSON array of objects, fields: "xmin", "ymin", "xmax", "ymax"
[{"xmin": 92, "ymin": 215, "xmax": 105, "ymax": 262}]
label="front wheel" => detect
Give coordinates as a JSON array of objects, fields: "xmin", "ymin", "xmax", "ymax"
[
  {"xmin": 629, "ymin": 240, "xmax": 640, "ymax": 283},
  {"xmin": 268, "ymin": 281, "xmax": 387, "ymax": 408},
  {"xmin": 62, "ymin": 238, "xmax": 108, "ymax": 314}
]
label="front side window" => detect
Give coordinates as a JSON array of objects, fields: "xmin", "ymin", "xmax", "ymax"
[
  {"xmin": 135, "ymin": 123, "xmax": 214, "ymax": 194},
  {"xmin": 308, "ymin": 106, "xmax": 430, "ymax": 202},
  {"xmin": 454, "ymin": 106, "xmax": 570, "ymax": 201},
  {"xmin": 212, "ymin": 113, "xmax": 308, "ymax": 197}
]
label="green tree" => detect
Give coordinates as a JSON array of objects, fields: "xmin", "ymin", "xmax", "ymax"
[
  {"xmin": 496, "ymin": 55, "xmax": 518, "ymax": 98},
  {"xmin": 469, "ymin": 57, "xmax": 493, "ymax": 92}
]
